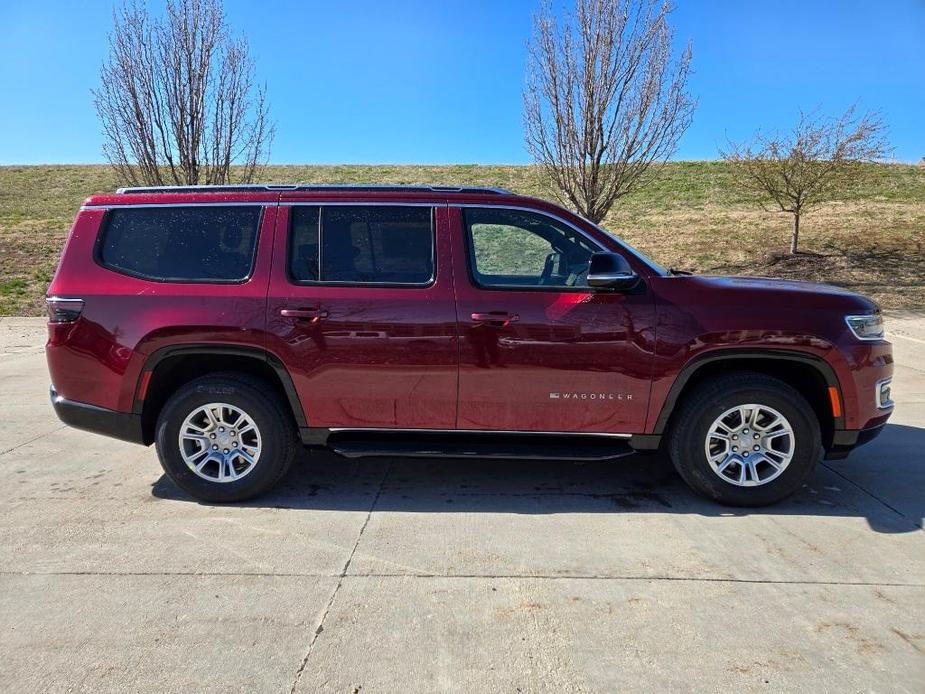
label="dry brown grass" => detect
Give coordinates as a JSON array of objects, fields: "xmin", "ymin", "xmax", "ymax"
[{"xmin": 1, "ymin": 162, "xmax": 923, "ymax": 314}]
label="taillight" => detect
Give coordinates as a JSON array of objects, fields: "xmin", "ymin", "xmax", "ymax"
[{"xmin": 45, "ymin": 297, "xmax": 84, "ymax": 323}]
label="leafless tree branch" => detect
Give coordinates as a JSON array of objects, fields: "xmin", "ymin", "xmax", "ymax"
[
  {"xmin": 720, "ymin": 106, "xmax": 890, "ymax": 254},
  {"xmin": 93, "ymin": 0, "xmax": 274, "ymax": 186},
  {"xmin": 524, "ymin": 0, "xmax": 695, "ymax": 223}
]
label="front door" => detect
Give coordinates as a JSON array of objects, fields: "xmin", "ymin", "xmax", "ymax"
[
  {"xmin": 450, "ymin": 206, "xmax": 655, "ymax": 434},
  {"xmin": 266, "ymin": 203, "xmax": 458, "ymax": 429}
]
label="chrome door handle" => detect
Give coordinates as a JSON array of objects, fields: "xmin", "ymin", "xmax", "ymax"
[
  {"xmin": 471, "ymin": 312, "xmax": 519, "ymax": 327},
  {"xmin": 280, "ymin": 308, "xmax": 329, "ymax": 324}
]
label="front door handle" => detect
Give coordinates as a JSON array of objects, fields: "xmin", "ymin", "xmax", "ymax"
[
  {"xmin": 280, "ymin": 307, "xmax": 329, "ymax": 324},
  {"xmin": 471, "ymin": 311, "xmax": 519, "ymax": 327}
]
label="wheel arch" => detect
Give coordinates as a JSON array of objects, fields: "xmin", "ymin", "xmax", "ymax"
[
  {"xmin": 134, "ymin": 344, "xmax": 306, "ymax": 445},
  {"xmin": 652, "ymin": 349, "xmax": 844, "ymax": 450}
]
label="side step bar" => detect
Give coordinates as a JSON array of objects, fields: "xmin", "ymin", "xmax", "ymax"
[{"xmin": 324, "ymin": 430, "xmax": 636, "ymax": 461}]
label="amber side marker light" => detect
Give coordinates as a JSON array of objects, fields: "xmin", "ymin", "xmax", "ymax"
[
  {"xmin": 828, "ymin": 386, "xmax": 842, "ymax": 418},
  {"xmin": 138, "ymin": 371, "xmax": 153, "ymax": 401}
]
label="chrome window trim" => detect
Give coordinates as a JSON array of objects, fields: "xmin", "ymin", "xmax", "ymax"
[
  {"xmin": 327, "ymin": 427, "xmax": 631, "ymax": 438},
  {"xmin": 84, "ymin": 202, "xmax": 440, "ymax": 210},
  {"xmin": 286, "ymin": 201, "xmax": 438, "ymax": 207},
  {"xmin": 82, "ymin": 202, "xmax": 270, "ymax": 210}
]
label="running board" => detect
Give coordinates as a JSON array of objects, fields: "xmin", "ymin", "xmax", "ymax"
[{"xmin": 325, "ymin": 431, "xmax": 636, "ymax": 461}]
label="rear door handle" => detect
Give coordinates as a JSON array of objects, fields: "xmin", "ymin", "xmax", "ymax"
[
  {"xmin": 280, "ymin": 307, "xmax": 329, "ymax": 323},
  {"xmin": 471, "ymin": 311, "xmax": 519, "ymax": 327}
]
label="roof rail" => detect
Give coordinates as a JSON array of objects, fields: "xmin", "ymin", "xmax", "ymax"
[{"xmin": 115, "ymin": 183, "xmax": 514, "ymax": 195}]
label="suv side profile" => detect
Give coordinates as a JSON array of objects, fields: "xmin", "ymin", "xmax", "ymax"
[{"xmin": 46, "ymin": 185, "xmax": 893, "ymax": 506}]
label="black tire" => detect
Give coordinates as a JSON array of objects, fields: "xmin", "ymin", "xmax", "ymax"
[
  {"xmin": 668, "ymin": 372, "xmax": 821, "ymax": 507},
  {"xmin": 155, "ymin": 373, "xmax": 298, "ymax": 502}
]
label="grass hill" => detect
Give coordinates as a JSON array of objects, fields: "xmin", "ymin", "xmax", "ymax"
[{"xmin": 1, "ymin": 162, "xmax": 923, "ymax": 315}]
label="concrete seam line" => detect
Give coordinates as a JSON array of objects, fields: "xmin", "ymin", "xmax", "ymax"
[
  {"xmin": 0, "ymin": 425, "xmax": 67, "ymax": 456},
  {"xmin": 820, "ymin": 461, "xmax": 923, "ymax": 531},
  {"xmin": 287, "ymin": 461, "xmax": 392, "ymax": 694},
  {"xmin": 1, "ymin": 570, "xmax": 923, "ymax": 589}
]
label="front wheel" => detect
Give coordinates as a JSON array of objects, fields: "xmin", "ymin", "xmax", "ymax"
[
  {"xmin": 155, "ymin": 373, "xmax": 297, "ymax": 502},
  {"xmin": 668, "ymin": 372, "xmax": 821, "ymax": 506}
]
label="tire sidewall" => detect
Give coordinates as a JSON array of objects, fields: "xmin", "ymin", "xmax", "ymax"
[
  {"xmin": 155, "ymin": 377, "xmax": 291, "ymax": 502},
  {"xmin": 674, "ymin": 381, "xmax": 820, "ymax": 506}
]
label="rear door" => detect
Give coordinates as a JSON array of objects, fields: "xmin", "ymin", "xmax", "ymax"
[
  {"xmin": 450, "ymin": 205, "xmax": 655, "ymax": 434},
  {"xmin": 266, "ymin": 201, "xmax": 458, "ymax": 429}
]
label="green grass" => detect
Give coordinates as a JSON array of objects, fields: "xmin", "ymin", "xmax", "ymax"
[{"xmin": 1, "ymin": 162, "xmax": 923, "ymax": 315}]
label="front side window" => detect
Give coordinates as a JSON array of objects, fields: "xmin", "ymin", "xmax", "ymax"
[
  {"xmin": 99, "ymin": 205, "xmax": 262, "ymax": 282},
  {"xmin": 289, "ymin": 206, "xmax": 434, "ymax": 285},
  {"xmin": 464, "ymin": 208, "xmax": 599, "ymax": 289}
]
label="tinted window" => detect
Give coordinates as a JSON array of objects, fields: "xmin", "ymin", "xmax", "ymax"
[
  {"xmin": 289, "ymin": 206, "xmax": 433, "ymax": 285},
  {"xmin": 289, "ymin": 206, "xmax": 321, "ymax": 282},
  {"xmin": 464, "ymin": 208, "xmax": 599, "ymax": 288},
  {"xmin": 100, "ymin": 206, "xmax": 261, "ymax": 282}
]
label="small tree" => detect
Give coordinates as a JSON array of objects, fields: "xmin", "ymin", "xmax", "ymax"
[
  {"xmin": 94, "ymin": 0, "xmax": 273, "ymax": 186},
  {"xmin": 721, "ymin": 107, "xmax": 889, "ymax": 255},
  {"xmin": 524, "ymin": 0, "xmax": 695, "ymax": 224}
]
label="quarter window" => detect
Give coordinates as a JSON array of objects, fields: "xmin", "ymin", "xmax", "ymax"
[
  {"xmin": 99, "ymin": 206, "xmax": 262, "ymax": 282},
  {"xmin": 289, "ymin": 206, "xmax": 434, "ymax": 285},
  {"xmin": 464, "ymin": 208, "xmax": 599, "ymax": 289}
]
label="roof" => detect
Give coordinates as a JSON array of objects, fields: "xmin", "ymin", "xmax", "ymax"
[
  {"xmin": 83, "ymin": 182, "xmax": 533, "ymax": 208},
  {"xmin": 114, "ymin": 184, "xmax": 514, "ymax": 195}
]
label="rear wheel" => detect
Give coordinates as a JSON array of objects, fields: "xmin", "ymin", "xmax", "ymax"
[
  {"xmin": 668, "ymin": 372, "xmax": 821, "ymax": 506},
  {"xmin": 155, "ymin": 373, "xmax": 297, "ymax": 502}
]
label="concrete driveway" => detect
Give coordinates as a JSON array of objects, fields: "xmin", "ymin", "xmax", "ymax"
[{"xmin": 1, "ymin": 314, "xmax": 923, "ymax": 693}]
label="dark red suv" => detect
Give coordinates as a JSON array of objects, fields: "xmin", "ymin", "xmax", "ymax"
[{"xmin": 45, "ymin": 184, "xmax": 893, "ymax": 505}]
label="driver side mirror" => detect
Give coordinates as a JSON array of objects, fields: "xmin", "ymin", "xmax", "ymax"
[{"xmin": 587, "ymin": 252, "xmax": 639, "ymax": 290}]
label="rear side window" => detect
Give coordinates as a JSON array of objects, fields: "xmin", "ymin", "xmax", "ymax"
[
  {"xmin": 99, "ymin": 206, "xmax": 262, "ymax": 282},
  {"xmin": 289, "ymin": 205, "xmax": 434, "ymax": 285}
]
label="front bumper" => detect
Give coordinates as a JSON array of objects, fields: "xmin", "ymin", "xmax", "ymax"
[{"xmin": 50, "ymin": 386, "xmax": 147, "ymax": 445}]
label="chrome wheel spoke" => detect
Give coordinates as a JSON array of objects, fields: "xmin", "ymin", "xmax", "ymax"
[
  {"xmin": 195, "ymin": 452, "xmax": 216, "ymax": 472},
  {"xmin": 704, "ymin": 403, "xmax": 794, "ymax": 488},
  {"xmin": 764, "ymin": 429, "xmax": 790, "ymax": 441}
]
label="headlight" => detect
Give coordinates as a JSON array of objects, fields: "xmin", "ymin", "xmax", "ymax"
[{"xmin": 844, "ymin": 313, "xmax": 884, "ymax": 341}]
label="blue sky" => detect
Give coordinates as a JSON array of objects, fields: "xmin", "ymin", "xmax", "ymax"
[{"xmin": 0, "ymin": 0, "xmax": 922, "ymax": 164}]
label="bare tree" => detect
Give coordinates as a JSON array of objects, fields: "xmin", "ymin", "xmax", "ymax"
[
  {"xmin": 524, "ymin": 0, "xmax": 694, "ymax": 224},
  {"xmin": 721, "ymin": 107, "xmax": 889, "ymax": 254},
  {"xmin": 93, "ymin": 0, "xmax": 273, "ymax": 186}
]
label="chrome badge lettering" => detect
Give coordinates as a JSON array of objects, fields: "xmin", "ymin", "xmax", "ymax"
[{"xmin": 549, "ymin": 392, "xmax": 633, "ymax": 401}]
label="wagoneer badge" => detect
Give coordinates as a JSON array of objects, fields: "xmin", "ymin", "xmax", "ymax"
[{"xmin": 549, "ymin": 392, "xmax": 633, "ymax": 400}]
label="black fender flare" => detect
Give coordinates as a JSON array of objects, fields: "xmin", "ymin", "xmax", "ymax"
[
  {"xmin": 651, "ymin": 348, "xmax": 844, "ymax": 435},
  {"xmin": 133, "ymin": 343, "xmax": 307, "ymax": 427}
]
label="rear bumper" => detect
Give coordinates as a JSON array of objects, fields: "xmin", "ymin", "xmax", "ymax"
[
  {"xmin": 824, "ymin": 424, "xmax": 886, "ymax": 460},
  {"xmin": 49, "ymin": 386, "xmax": 147, "ymax": 446}
]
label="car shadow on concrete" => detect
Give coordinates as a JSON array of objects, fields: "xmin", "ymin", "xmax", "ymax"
[{"xmin": 152, "ymin": 423, "xmax": 925, "ymax": 534}]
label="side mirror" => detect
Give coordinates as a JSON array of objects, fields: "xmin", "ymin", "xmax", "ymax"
[{"xmin": 587, "ymin": 252, "xmax": 639, "ymax": 290}]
